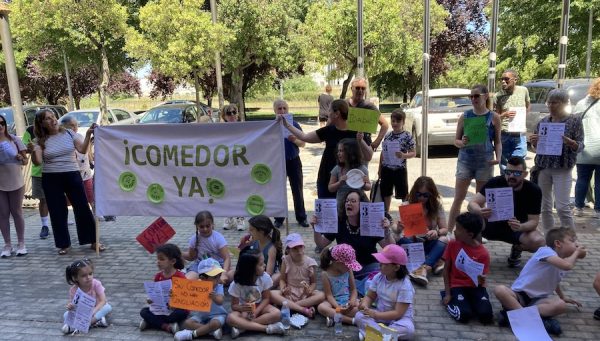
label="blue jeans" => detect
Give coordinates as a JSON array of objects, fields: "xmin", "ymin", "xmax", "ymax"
[
  {"xmin": 500, "ymin": 133, "xmax": 527, "ymax": 174},
  {"xmin": 575, "ymin": 164, "xmax": 600, "ymax": 211},
  {"xmin": 397, "ymin": 238, "xmax": 447, "ymax": 267}
]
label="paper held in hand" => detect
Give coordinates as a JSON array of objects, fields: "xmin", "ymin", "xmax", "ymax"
[
  {"xmin": 507, "ymin": 306, "xmax": 553, "ymax": 341},
  {"xmin": 314, "ymin": 199, "xmax": 338, "ymax": 233},
  {"xmin": 136, "ymin": 217, "xmax": 176, "ymax": 254},
  {"xmin": 536, "ymin": 122, "xmax": 566, "ymax": 156},
  {"xmin": 398, "ymin": 203, "xmax": 428, "ymax": 237},
  {"xmin": 347, "ymin": 107, "xmax": 380, "ymax": 134},
  {"xmin": 455, "ymin": 248, "xmax": 484, "ymax": 286},
  {"xmin": 170, "ymin": 277, "xmax": 213, "ymax": 312},
  {"xmin": 64, "ymin": 288, "xmax": 96, "ymax": 333},
  {"xmin": 382, "ymin": 140, "xmax": 402, "ymax": 167},
  {"xmin": 507, "ymin": 107, "xmax": 527, "ymax": 133},
  {"xmin": 401, "ymin": 242, "xmax": 426, "ymax": 272},
  {"xmin": 485, "ymin": 187, "xmax": 514, "ymax": 222},
  {"xmin": 359, "ymin": 202, "xmax": 385, "ymax": 237},
  {"xmin": 144, "ymin": 279, "xmax": 172, "ymax": 316}
]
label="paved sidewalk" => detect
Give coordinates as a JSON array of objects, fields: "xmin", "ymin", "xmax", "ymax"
[{"xmin": 2, "ymin": 120, "xmax": 600, "ymax": 340}]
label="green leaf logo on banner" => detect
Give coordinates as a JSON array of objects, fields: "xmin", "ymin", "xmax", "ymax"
[
  {"xmin": 207, "ymin": 178, "xmax": 225, "ymax": 198},
  {"xmin": 251, "ymin": 163, "xmax": 272, "ymax": 185},
  {"xmin": 118, "ymin": 171, "xmax": 137, "ymax": 192},
  {"xmin": 147, "ymin": 183, "xmax": 165, "ymax": 204},
  {"xmin": 347, "ymin": 107, "xmax": 380, "ymax": 133},
  {"xmin": 246, "ymin": 195, "xmax": 265, "ymax": 215}
]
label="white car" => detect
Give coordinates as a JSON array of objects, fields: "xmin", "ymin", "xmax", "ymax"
[
  {"xmin": 59, "ymin": 108, "xmax": 139, "ymax": 136},
  {"xmin": 404, "ymin": 88, "xmax": 472, "ymax": 155}
]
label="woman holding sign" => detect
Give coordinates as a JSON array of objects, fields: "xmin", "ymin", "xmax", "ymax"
[
  {"xmin": 529, "ymin": 89, "xmax": 584, "ymax": 231},
  {"xmin": 311, "ymin": 189, "xmax": 395, "ymax": 296},
  {"xmin": 448, "ymin": 85, "xmax": 501, "ymax": 233},
  {"xmin": 395, "ymin": 176, "xmax": 448, "ymax": 286}
]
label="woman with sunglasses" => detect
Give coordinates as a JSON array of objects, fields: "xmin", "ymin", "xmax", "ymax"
[
  {"xmin": 447, "ymin": 85, "xmax": 502, "ymax": 234},
  {"xmin": 394, "ymin": 176, "xmax": 448, "ymax": 286},
  {"xmin": 529, "ymin": 89, "xmax": 584, "ymax": 231},
  {"xmin": 0, "ymin": 114, "xmax": 29, "ymax": 257}
]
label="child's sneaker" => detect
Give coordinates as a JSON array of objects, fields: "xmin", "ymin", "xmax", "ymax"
[
  {"xmin": 594, "ymin": 307, "xmax": 600, "ymax": 320},
  {"xmin": 174, "ymin": 329, "xmax": 194, "ymax": 341},
  {"xmin": 433, "ymin": 259, "xmax": 445, "ymax": 275},
  {"xmin": 222, "ymin": 217, "xmax": 234, "ymax": 230},
  {"xmin": 212, "ymin": 327, "xmax": 223, "ymax": 340},
  {"xmin": 170, "ymin": 322, "xmax": 180, "ymax": 334},
  {"xmin": 139, "ymin": 319, "xmax": 147, "ymax": 331},
  {"xmin": 230, "ymin": 327, "xmax": 244, "ymax": 339},
  {"xmin": 236, "ymin": 217, "xmax": 245, "ymax": 231},
  {"xmin": 542, "ymin": 318, "xmax": 562, "ymax": 335},
  {"xmin": 409, "ymin": 265, "xmax": 429, "ymax": 286},
  {"xmin": 326, "ymin": 316, "xmax": 334, "ymax": 327},
  {"xmin": 358, "ymin": 331, "xmax": 365, "ymax": 341},
  {"xmin": 61, "ymin": 324, "xmax": 73, "ymax": 334},
  {"xmin": 95, "ymin": 316, "xmax": 108, "ymax": 327},
  {"xmin": 266, "ymin": 322, "xmax": 285, "ymax": 335}
]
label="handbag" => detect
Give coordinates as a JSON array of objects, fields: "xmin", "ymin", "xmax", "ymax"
[{"xmin": 370, "ymin": 178, "xmax": 384, "ymax": 203}]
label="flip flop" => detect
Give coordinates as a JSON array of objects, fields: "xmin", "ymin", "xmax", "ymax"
[
  {"xmin": 91, "ymin": 243, "xmax": 106, "ymax": 252},
  {"xmin": 58, "ymin": 247, "xmax": 70, "ymax": 255}
]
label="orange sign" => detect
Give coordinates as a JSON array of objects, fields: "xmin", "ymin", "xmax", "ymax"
[
  {"xmin": 136, "ymin": 217, "xmax": 176, "ymax": 253},
  {"xmin": 399, "ymin": 203, "xmax": 428, "ymax": 237},
  {"xmin": 170, "ymin": 277, "xmax": 213, "ymax": 312}
]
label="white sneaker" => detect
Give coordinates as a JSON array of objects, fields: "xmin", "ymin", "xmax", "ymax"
[
  {"xmin": 236, "ymin": 217, "xmax": 245, "ymax": 231},
  {"xmin": 61, "ymin": 324, "xmax": 72, "ymax": 334},
  {"xmin": 266, "ymin": 322, "xmax": 285, "ymax": 335},
  {"xmin": 170, "ymin": 322, "xmax": 179, "ymax": 334},
  {"xmin": 174, "ymin": 329, "xmax": 194, "ymax": 341},
  {"xmin": 222, "ymin": 217, "xmax": 234, "ymax": 230},
  {"xmin": 230, "ymin": 327, "xmax": 243, "ymax": 339},
  {"xmin": 359, "ymin": 331, "xmax": 365, "ymax": 341},
  {"xmin": 95, "ymin": 317, "xmax": 108, "ymax": 327},
  {"xmin": 574, "ymin": 207, "xmax": 584, "ymax": 217},
  {"xmin": 15, "ymin": 246, "xmax": 27, "ymax": 256},
  {"xmin": 0, "ymin": 246, "xmax": 11, "ymax": 258},
  {"xmin": 212, "ymin": 327, "xmax": 223, "ymax": 340},
  {"xmin": 139, "ymin": 320, "xmax": 147, "ymax": 331}
]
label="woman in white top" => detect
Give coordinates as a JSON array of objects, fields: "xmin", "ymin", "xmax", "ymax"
[
  {"xmin": 0, "ymin": 114, "xmax": 29, "ymax": 257},
  {"xmin": 29, "ymin": 110, "xmax": 104, "ymax": 255}
]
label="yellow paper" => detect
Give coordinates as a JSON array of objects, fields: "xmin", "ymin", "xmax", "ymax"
[{"xmin": 347, "ymin": 107, "xmax": 380, "ymax": 133}]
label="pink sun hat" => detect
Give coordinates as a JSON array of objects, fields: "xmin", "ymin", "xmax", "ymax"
[
  {"xmin": 372, "ymin": 244, "xmax": 408, "ymax": 265},
  {"xmin": 285, "ymin": 233, "xmax": 305, "ymax": 249},
  {"xmin": 331, "ymin": 244, "xmax": 362, "ymax": 271}
]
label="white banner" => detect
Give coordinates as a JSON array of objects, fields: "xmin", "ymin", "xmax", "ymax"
[{"xmin": 95, "ymin": 121, "xmax": 287, "ymax": 217}]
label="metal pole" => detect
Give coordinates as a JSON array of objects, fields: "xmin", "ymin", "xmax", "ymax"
[
  {"xmin": 421, "ymin": 0, "xmax": 430, "ymax": 176},
  {"xmin": 356, "ymin": 0, "xmax": 364, "ymax": 78},
  {"xmin": 63, "ymin": 49, "xmax": 75, "ymax": 111},
  {"xmin": 585, "ymin": 8, "xmax": 593, "ymax": 78},
  {"xmin": 209, "ymin": 0, "xmax": 224, "ymax": 109},
  {"xmin": 487, "ymin": 0, "xmax": 499, "ymax": 96},
  {"xmin": 557, "ymin": 0, "xmax": 570, "ymax": 89},
  {"xmin": 279, "ymin": 79, "xmax": 284, "ymax": 100},
  {"xmin": 0, "ymin": 8, "xmax": 25, "ymax": 136}
]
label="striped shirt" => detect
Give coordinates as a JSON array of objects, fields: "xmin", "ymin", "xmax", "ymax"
[{"xmin": 42, "ymin": 130, "xmax": 80, "ymax": 173}]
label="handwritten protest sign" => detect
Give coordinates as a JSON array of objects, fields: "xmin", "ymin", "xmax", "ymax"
[
  {"xmin": 136, "ymin": 217, "xmax": 176, "ymax": 253},
  {"xmin": 463, "ymin": 116, "xmax": 487, "ymax": 145},
  {"xmin": 170, "ymin": 277, "xmax": 213, "ymax": 312},
  {"xmin": 347, "ymin": 107, "xmax": 379, "ymax": 134},
  {"xmin": 399, "ymin": 203, "xmax": 428, "ymax": 237}
]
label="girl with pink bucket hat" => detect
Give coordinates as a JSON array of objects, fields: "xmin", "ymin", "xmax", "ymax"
[{"xmin": 355, "ymin": 244, "xmax": 415, "ymax": 340}]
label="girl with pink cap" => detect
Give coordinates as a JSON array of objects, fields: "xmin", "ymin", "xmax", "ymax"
[
  {"xmin": 356, "ymin": 244, "xmax": 415, "ymax": 340},
  {"xmin": 317, "ymin": 244, "xmax": 361, "ymax": 327}
]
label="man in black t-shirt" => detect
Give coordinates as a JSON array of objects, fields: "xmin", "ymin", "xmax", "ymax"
[{"xmin": 468, "ymin": 156, "xmax": 545, "ymax": 267}]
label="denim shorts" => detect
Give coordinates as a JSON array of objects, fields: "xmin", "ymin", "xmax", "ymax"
[
  {"xmin": 456, "ymin": 160, "xmax": 493, "ymax": 182},
  {"xmin": 189, "ymin": 304, "xmax": 228, "ymax": 326}
]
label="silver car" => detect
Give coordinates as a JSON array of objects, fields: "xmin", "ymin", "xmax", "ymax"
[{"xmin": 59, "ymin": 108, "xmax": 139, "ymax": 136}]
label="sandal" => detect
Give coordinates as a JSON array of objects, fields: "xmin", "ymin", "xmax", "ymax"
[
  {"xmin": 91, "ymin": 243, "xmax": 106, "ymax": 252},
  {"xmin": 58, "ymin": 247, "xmax": 70, "ymax": 255},
  {"xmin": 303, "ymin": 307, "xmax": 315, "ymax": 318}
]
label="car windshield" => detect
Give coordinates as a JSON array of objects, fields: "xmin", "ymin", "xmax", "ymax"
[
  {"xmin": 429, "ymin": 95, "xmax": 471, "ymax": 108},
  {"xmin": 528, "ymin": 86, "xmax": 550, "ymax": 104},
  {"xmin": 63, "ymin": 111, "xmax": 99, "ymax": 127},
  {"xmin": 568, "ymin": 85, "xmax": 590, "ymax": 105},
  {"xmin": 0, "ymin": 107, "xmax": 14, "ymax": 124},
  {"xmin": 140, "ymin": 108, "xmax": 183, "ymax": 123}
]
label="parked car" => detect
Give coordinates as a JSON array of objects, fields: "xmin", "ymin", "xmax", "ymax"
[
  {"xmin": 154, "ymin": 99, "xmax": 217, "ymax": 118},
  {"xmin": 0, "ymin": 104, "xmax": 67, "ymax": 135},
  {"xmin": 59, "ymin": 108, "xmax": 138, "ymax": 136},
  {"xmin": 524, "ymin": 78, "xmax": 593, "ymax": 138},
  {"xmin": 138, "ymin": 104, "xmax": 199, "ymax": 124},
  {"xmin": 404, "ymin": 88, "xmax": 472, "ymax": 156}
]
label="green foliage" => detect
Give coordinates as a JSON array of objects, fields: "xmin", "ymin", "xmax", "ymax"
[
  {"xmin": 435, "ymin": 50, "xmax": 488, "ymax": 88},
  {"xmin": 282, "ymin": 76, "xmax": 318, "ymax": 93}
]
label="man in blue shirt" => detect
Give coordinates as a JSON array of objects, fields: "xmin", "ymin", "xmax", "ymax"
[{"xmin": 273, "ymin": 99, "xmax": 309, "ymax": 228}]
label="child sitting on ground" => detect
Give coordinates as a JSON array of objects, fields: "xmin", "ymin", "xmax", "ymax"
[
  {"xmin": 442, "ymin": 212, "xmax": 493, "ymax": 325},
  {"xmin": 270, "ymin": 233, "xmax": 325, "ymax": 317},
  {"xmin": 494, "ymin": 227, "xmax": 586, "ymax": 335},
  {"xmin": 174, "ymin": 258, "xmax": 228, "ymax": 340}
]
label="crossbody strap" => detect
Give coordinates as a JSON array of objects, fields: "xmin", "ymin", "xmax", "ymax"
[{"xmin": 581, "ymin": 98, "xmax": 599, "ymax": 120}]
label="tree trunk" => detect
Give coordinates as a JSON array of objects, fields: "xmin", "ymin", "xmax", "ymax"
[
  {"xmin": 75, "ymin": 97, "xmax": 81, "ymax": 110},
  {"xmin": 99, "ymin": 45, "xmax": 110, "ymax": 125},
  {"xmin": 232, "ymin": 67, "xmax": 245, "ymax": 121},
  {"xmin": 340, "ymin": 65, "xmax": 357, "ymax": 99},
  {"xmin": 193, "ymin": 69, "xmax": 202, "ymax": 122}
]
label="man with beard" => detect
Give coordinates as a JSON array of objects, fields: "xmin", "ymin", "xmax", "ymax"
[{"xmin": 467, "ymin": 156, "xmax": 545, "ymax": 267}]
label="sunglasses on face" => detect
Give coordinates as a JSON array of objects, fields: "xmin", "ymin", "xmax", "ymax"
[
  {"xmin": 226, "ymin": 111, "xmax": 237, "ymax": 116},
  {"xmin": 415, "ymin": 192, "xmax": 431, "ymax": 198},
  {"xmin": 504, "ymin": 169, "xmax": 523, "ymax": 177},
  {"xmin": 469, "ymin": 94, "xmax": 482, "ymax": 99},
  {"xmin": 500, "ymin": 77, "xmax": 513, "ymax": 82},
  {"xmin": 354, "ymin": 87, "xmax": 366, "ymax": 90}
]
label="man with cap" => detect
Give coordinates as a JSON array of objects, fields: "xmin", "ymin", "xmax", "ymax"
[{"xmin": 174, "ymin": 258, "xmax": 228, "ymax": 341}]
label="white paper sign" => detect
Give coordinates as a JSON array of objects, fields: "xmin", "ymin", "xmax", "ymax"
[
  {"xmin": 536, "ymin": 122, "xmax": 566, "ymax": 156},
  {"xmin": 314, "ymin": 199, "xmax": 338, "ymax": 233},
  {"xmin": 280, "ymin": 114, "xmax": 294, "ymax": 138},
  {"xmin": 486, "ymin": 187, "xmax": 514, "ymax": 222},
  {"xmin": 359, "ymin": 202, "xmax": 385, "ymax": 237},
  {"xmin": 64, "ymin": 288, "xmax": 96, "ymax": 333},
  {"xmin": 508, "ymin": 107, "xmax": 527, "ymax": 132},
  {"xmin": 507, "ymin": 306, "xmax": 553, "ymax": 341},
  {"xmin": 144, "ymin": 279, "xmax": 172, "ymax": 316},
  {"xmin": 382, "ymin": 140, "xmax": 402, "ymax": 167},
  {"xmin": 455, "ymin": 249, "xmax": 484, "ymax": 286},
  {"xmin": 400, "ymin": 243, "xmax": 426, "ymax": 272}
]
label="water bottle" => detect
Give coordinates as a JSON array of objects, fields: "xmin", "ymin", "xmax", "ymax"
[
  {"xmin": 334, "ymin": 307, "xmax": 343, "ymax": 335},
  {"xmin": 281, "ymin": 301, "xmax": 291, "ymax": 329}
]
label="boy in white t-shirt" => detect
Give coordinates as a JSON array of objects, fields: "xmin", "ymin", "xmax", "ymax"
[{"xmin": 493, "ymin": 227, "xmax": 587, "ymax": 335}]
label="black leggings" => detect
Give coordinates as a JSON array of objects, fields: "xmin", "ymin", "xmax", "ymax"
[
  {"xmin": 140, "ymin": 307, "xmax": 188, "ymax": 329},
  {"xmin": 445, "ymin": 287, "xmax": 493, "ymax": 324}
]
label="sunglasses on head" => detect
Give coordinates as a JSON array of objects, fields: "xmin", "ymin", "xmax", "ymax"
[
  {"xmin": 226, "ymin": 110, "xmax": 237, "ymax": 115},
  {"xmin": 504, "ymin": 169, "xmax": 523, "ymax": 177},
  {"xmin": 415, "ymin": 191, "xmax": 431, "ymax": 198}
]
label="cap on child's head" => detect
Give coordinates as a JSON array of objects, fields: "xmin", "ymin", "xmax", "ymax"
[
  {"xmin": 331, "ymin": 244, "xmax": 362, "ymax": 271},
  {"xmin": 285, "ymin": 233, "xmax": 304, "ymax": 249},
  {"xmin": 197, "ymin": 258, "xmax": 224, "ymax": 277},
  {"xmin": 372, "ymin": 244, "xmax": 407, "ymax": 265}
]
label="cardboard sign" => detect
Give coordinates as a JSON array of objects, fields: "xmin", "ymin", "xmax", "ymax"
[
  {"xmin": 169, "ymin": 277, "xmax": 213, "ymax": 312},
  {"xmin": 399, "ymin": 203, "xmax": 428, "ymax": 237},
  {"xmin": 347, "ymin": 107, "xmax": 380, "ymax": 133},
  {"xmin": 136, "ymin": 217, "xmax": 176, "ymax": 253},
  {"xmin": 463, "ymin": 115, "xmax": 487, "ymax": 145}
]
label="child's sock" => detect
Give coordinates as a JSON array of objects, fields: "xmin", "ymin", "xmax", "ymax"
[{"xmin": 41, "ymin": 215, "xmax": 49, "ymax": 226}]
